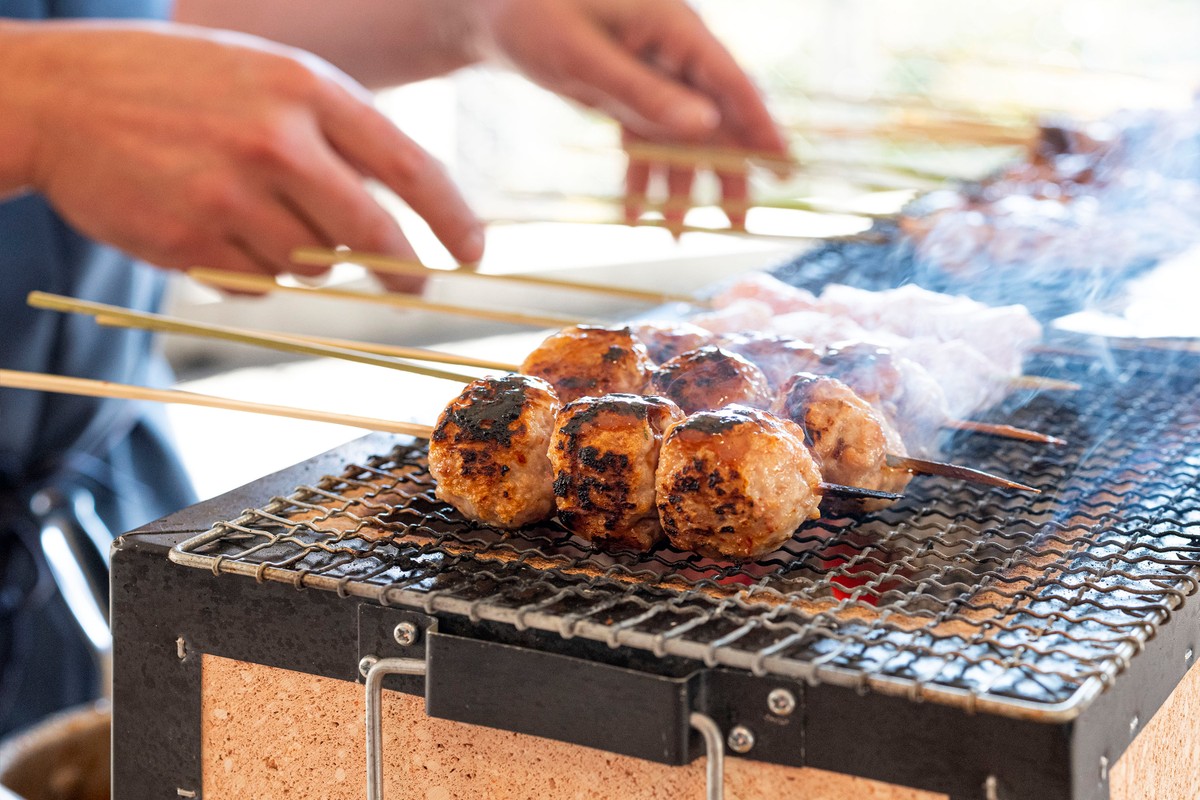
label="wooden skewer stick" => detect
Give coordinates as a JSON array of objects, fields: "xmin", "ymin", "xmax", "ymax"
[
  {"xmin": 291, "ymin": 248, "xmax": 702, "ymax": 307},
  {"xmin": 886, "ymin": 454, "xmax": 1039, "ymax": 494},
  {"xmin": 1008, "ymin": 375, "xmax": 1082, "ymax": 392},
  {"xmin": 0, "ymin": 369, "xmax": 435, "ymax": 438},
  {"xmin": 621, "ymin": 141, "xmax": 799, "ymax": 174},
  {"xmin": 484, "ymin": 215, "xmax": 888, "ymax": 244},
  {"xmin": 942, "ymin": 419, "xmax": 1067, "ymax": 446},
  {"xmin": 507, "ymin": 189, "xmax": 905, "ymax": 221},
  {"xmin": 27, "ymin": 292, "xmax": 483, "ymax": 385},
  {"xmin": 187, "ymin": 269, "xmax": 595, "ymax": 330}
]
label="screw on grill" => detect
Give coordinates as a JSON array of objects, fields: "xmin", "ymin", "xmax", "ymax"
[
  {"xmin": 727, "ymin": 725, "xmax": 755, "ymax": 754},
  {"xmin": 394, "ymin": 622, "xmax": 420, "ymax": 646},
  {"xmin": 767, "ymin": 688, "xmax": 796, "ymax": 716}
]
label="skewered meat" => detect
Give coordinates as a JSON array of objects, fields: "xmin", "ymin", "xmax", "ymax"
[
  {"xmin": 521, "ymin": 325, "xmax": 654, "ymax": 404},
  {"xmin": 709, "ymin": 271, "xmax": 819, "ymax": 314},
  {"xmin": 649, "ymin": 346, "xmax": 773, "ymax": 414},
  {"xmin": 819, "ymin": 343, "xmax": 949, "ymax": 456},
  {"xmin": 628, "ymin": 321, "xmax": 714, "ymax": 365},
  {"xmin": 656, "ymin": 406, "xmax": 823, "ymax": 561},
  {"xmin": 772, "ymin": 373, "xmax": 910, "ymax": 509},
  {"xmin": 428, "ymin": 375, "xmax": 560, "ymax": 529},
  {"xmin": 549, "ymin": 394, "xmax": 684, "ymax": 550},
  {"xmin": 716, "ymin": 332, "xmax": 823, "ymax": 391}
]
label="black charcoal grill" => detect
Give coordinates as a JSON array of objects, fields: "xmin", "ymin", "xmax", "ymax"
[{"xmin": 110, "ymin": 344, "xmax": 1200, "ymax": 800}]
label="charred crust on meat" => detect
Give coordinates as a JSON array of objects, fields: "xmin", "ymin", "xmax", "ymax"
[{"xmin": 435, "ymin": 375, "xmax": 545, "ymax": 447}]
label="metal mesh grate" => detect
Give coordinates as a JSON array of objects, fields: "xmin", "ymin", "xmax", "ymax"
[{"xmin": 171, "ymin": 350, "xmax": 1200, "ymax": 720}]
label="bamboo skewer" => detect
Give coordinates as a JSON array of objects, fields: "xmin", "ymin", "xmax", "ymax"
[
  {"xmin": 887, "ymin": 454, "xmax": 1038, "ymax": 494},
  {"xmin": 943, "ymin": 419, "xmax": 1067, "ymax": 446},
  {"xmin": 485, "ymin": 215, "xmax": 888, "ymax": 244},
  {"xmin": 0, "ymin": 369, "xmax": 434, "ymax": 437},
  {"xmin": 291, "ymin": 248, "xmax": 702, "ymax": 307},
  {"xmin": 28, "ymin": 292, "xmax": 484, "ymax": 385},
  {"xmin": 187, "ymin": 268, "xmax": 594, "ymax": 329},
  {"xmin": 505, "ymin": 189, "xmax": 906, "ymax": 221}
]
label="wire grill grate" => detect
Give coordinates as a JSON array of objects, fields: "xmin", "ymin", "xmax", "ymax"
[{"xmin": 171, "ymin": 351, "xmax": 1200, "ymax": 720}]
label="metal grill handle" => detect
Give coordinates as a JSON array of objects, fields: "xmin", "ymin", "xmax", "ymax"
[
  {"xmin": 364, "ymin": 655, "xmax": 727, "ymax": 800},
  {"xmin": 364, "ymin": 656, "xmax": 427, "ymax": 800},
  {"xmin": 689, "ymin": 712, "xmax": 726, "ymax": 800}
]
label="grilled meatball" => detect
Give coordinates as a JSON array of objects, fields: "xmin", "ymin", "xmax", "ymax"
[
  {"xmin": 819, "ymin": 343, "xmax": 949, "ymax": 456},
  {"xmin": 550, "ymin": 394, "xmax": 685, "ymax": 550},
  {"xmin": 656, "ymin": 406, "xmax": 824, "ymax": 561},
  {"xmin": 629, "ymin": 321, "xmax": 714, "ymax": 365},
  {"xmin": 717, "ymin": 332, "xmax": 823, "ymax": 391},
  {"xmin": 521, "ymin": 325, "xmax": 654, "ymax": 404},
  {"xmin": 428, "ymin": 375, "xmax": 560, "ymax": 529},
  {"xmin": 649, "ymin": 346, "xmax": 773, "ymax": 415},
  {"xmin": 772, "ymin": 373, "xmax": 911, "ymax": 509}
]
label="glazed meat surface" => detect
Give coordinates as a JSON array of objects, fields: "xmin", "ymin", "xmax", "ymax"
[
  {"xmin": 521, "ymin": 325, "xmax": 654, "ymax": 404},
  {"xmin": 550, "ymin": 393, "xmax": 685, "ymax": 550},
  {"xmin": 772, "ymin": 373, "xmax": 910, "ymax": 509},
  {"xmin": 428, "ymin": 375, "xmax": 560, "ymax": 529},
  {"xmin": 649, "ymin": 346, "xmax": 773, "ymax": 414},
  {"xmin": 656, "ymin": 406, "xmax": 823, "ymax": 561}
]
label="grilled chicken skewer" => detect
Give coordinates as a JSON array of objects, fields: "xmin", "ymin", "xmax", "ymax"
[{"xmin": 429, "ymin": 377, "xmax": 902, "ymax": 540}]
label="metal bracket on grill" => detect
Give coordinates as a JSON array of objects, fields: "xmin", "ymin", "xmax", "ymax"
[{"xmin": 360, "ymin": 632, "xmax": 733, "ymax": 800}]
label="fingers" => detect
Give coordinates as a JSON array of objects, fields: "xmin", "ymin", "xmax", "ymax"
[
  {"xmin": 548, "ymin": 13, "xmax": 720, "ymax": 142},
  {"xmin": 664, "ymin": 164, "xmax": 695, "ymax": 237},
  {"xmin": 314, "ymin": 85, "xmax": 485, "ymax": 264},
  {"xmin": 625, "ymin": 159, "xmax": 651, "ymax": 225}
]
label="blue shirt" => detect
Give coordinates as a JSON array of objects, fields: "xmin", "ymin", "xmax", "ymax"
[{"xmin": 1, "ymin": 0, "xmax": 194, "ymax": 533}]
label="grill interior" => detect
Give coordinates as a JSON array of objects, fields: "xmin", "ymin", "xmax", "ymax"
[{"xmin": 171, "ymin": 342, "xmax": 1200, "ymax": 719}]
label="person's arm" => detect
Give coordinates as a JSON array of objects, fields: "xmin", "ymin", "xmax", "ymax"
[
  {"xmin": 172, "ymin": 0, "xmax": 487, "ymax": 89},
  {"xmin": 0, "ymin": 19, "xmax": 483, "ymax": 289}
]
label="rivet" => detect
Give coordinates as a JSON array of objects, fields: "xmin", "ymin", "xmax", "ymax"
[
  {"xmin": 359, "ymin": 655, "xmax": 379, "ymax": 678},
  {"xmin": 1185, "ymin": 647, "xmax": 1194, "ymax": 664},
  {"xmin": 1099, "ymin": 755, "xmax": 1109, "ymax": 782},
  {"xmin": 176, "ymin": 637, "xmax": 187, "ymax": 661},
  {"xmin": 1129, "ymin": 715, "xmax": 1139, "ymax": 735},
  {"xmin": 176, "ymin": 790, "xmax": 197, "ymax": 798},
  {"xmin": 984, "ymin": 774, "xmax": 999, "ymax": 800},
  {"xmin": 767, "ymin": 688, "xmax": 796, "ymax": 716},
  {"xmin": 727, "ymin": 725, "xmax": 755, "ymax": 754},
  {"xmin": 394, "ymin": 621, "xmax": 420, "ymax": 647}
]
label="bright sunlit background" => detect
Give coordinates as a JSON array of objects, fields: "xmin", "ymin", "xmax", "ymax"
[{"xmin": 164, "ymin": 0, "xmax": 1200, "ymax": 501}]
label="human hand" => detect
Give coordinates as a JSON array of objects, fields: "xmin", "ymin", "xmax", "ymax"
[
  {"xmin": 480, "ymin": 0, "xmax": 789, "ymax": 233},
  {"xmin": 0, "ymin": 21, "xmax": 484, "ymax": 293}
]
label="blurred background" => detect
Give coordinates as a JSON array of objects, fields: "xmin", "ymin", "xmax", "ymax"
[{"xmin": 159, "ymin": 0, "xmax": 1200, "ymax": 499}]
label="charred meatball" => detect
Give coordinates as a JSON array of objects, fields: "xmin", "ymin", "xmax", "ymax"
[
  {"xmin": 629, "ymin": 322, "xmax": 714, "ymax": 365},
  {"xmin": 819, "ymin": 343, "xmax": 949, "ymax": 456},
  {"xmin": 550, "ymin": 394, "xmax": 685, "ymax": 550},
  {"xmin": 772, "ymin": 373, "xmax": 911, "ymax": 510},
  {"xmin": 717, "ymin": 332, "xmax": 823, "ymax": 391},
  {"xmin": 649, "ymin": 346, "xmax": 773, "ymax": 415},
  {"xmin": 428, "ymin": 375, "xmax": 560, "ymax": 529},
  {"xmin": 520, "ymin": 325, "xmax": 654, "ymax": 405},
  {"xmin": 655, "ymin": 406, "xmax": 824, "ymax": 561}
]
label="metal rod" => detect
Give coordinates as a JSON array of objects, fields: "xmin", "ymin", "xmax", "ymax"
[
  {"xmin": 688, "ymin": 712, "xmax": 725, "ymax": 800},
  {"xmin": 819, "ymin": 482, "xmax": 904, "ymax": 502},
  {"xmin": 365, "ymin": 656, "xmax": 428, "ymax": 800}
]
